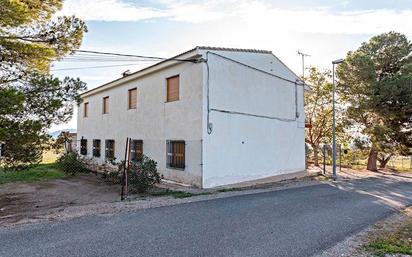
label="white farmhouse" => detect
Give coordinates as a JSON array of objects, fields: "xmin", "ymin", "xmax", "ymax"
[{"xmin": 77, "ymin": 46, "xmax": 306, "ymax": 188}]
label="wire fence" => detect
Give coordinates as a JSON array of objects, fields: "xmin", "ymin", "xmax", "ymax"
[
  {"xmin": 306, "ymin": 144, "xmax": 412, "ymax": 172},
  {"xmin": 387, "ymin": 156, "xmax": 412, "ymax": 170}
]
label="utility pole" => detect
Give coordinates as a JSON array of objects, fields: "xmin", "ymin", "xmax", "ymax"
[{"xmin": 297, "ymin": 50, "xmax": 310, "ymax": 79}]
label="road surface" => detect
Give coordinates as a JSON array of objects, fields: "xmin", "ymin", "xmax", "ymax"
[{"xmin": 1, "ymin": 175, "xmax": 411, "ymax": 257}]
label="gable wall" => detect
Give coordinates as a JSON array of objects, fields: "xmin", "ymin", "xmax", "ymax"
[{"xmin": 200, "ymin": 50, "xmax": 306, "ymax": 188}]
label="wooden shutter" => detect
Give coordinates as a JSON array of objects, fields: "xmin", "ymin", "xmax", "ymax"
[
  {"xmin": 103, "ymin": 97, "xmax": 109, "ymax": 114},
  {"xmin": 128, "ymin": 88, "xmax": 137, "ymax": 109},
  {"xmin": 166, "ymin": 75, "xmax": 179, "ymax": 102},
  {"xmin": 84, "ymin": 102, "xmax": 89, "ymax": 117},
  {"xmin": 167, "ymin": 140, "xmax": 185, "ymax": 169}
]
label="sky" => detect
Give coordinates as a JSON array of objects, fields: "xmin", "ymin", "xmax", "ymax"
[{"xmin": 50, "ymin": 0, "xmax": 412, "ymax": 131}]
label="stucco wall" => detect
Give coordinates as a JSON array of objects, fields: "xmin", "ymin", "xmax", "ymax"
[
  {"xmin": 201, "ymin": 51, "xmax": 305, "ymax": 188},
  {"xmin": 77, "ymin": 62, "xmax": 203, "ymax": 187}
]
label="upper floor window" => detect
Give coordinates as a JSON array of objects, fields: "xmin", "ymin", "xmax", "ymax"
[
  {"xmin": 102, "ymin": 96, "xmax": 109, "ymax": 114},
  {"xmin": 128, "ymin": 88, "xmax": 137, "ymax": 109},
  {"xmin": 84, "ymin": 102, "xmax": 89, "ymax": 117},
  {"xmin": 166, "ymin": 75, "xmax": 179, "ymax": 102}
]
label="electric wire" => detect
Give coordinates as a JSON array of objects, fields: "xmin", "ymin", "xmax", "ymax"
[{"xmin": 51, "ymin": 63, "xmax": 144, "ymax": 71}]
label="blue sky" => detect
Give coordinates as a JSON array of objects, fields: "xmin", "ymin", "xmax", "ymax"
[{"xmin": 50, "ymin": 0, "xmax": 412, "ymax": 131}]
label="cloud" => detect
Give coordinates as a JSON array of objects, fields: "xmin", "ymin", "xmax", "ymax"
[
  {"xmin": 60, "ymin": 0, "xmax": 412, "ymax": 36},
  {"xmin": 233, "ymin": 2, "xmax": 412, "ymax": 35},
  {"xmin": 59, "ymin": 0, "xmax": 167, "ymax": 21}
]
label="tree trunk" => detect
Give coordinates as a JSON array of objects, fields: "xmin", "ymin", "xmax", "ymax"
[
  {"xmin": 367, "ymin": 148, "xmax": 378, "ymax": 171},
  {"xmin": 378, "ymin": 154, "xmax": 393, "ymax": 168},
  {"xmin": 313, "ymin": 146, "xmax": 319, "ymax": 166}
]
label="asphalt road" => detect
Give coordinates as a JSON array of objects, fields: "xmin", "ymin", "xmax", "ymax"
[{"xmin": 1, "ymin": 176, "xmax": 411, "ymax": 257}]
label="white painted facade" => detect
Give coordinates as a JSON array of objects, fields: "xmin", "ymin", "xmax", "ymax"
[{"xmin": 77, "ymin": 47, "xmax": 306, "ymax": 188}]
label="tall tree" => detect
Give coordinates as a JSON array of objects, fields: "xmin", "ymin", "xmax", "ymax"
[
  {"xmin": 304, "ymin": 67, "xmax": 333, "ymax": 166},
  {"xmin": 0, "ymin": 0, "xmax": 87, "ymax": 168},
  {"xmin": 337, "ymin": 32, "xmax": 412, "ymax": 171}
]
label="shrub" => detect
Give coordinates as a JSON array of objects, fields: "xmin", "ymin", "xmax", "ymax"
[
  {"xmin": 56, "ymin": 152, "xmax": 88, "ymax": 175},
  {"xmin": 126, "ymin": 155, "xmax": 162, "ymax": 193}
]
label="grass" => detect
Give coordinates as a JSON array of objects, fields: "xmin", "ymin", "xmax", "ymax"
[
  {"xmin": 0, "ymin": 163, "xmax": 66, "ymax": 184},
  {"xmin": 366, "ymin": 217, "xmax": 412, "ymax": 256},
  {"xmin": 150, "ymin": 189, "xmax": 212, "ymax": 199}
]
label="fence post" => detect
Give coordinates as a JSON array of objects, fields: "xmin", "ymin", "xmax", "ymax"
[{"xmin": 121, "ymin": 137, "xmax": 130, "ymax": 201}]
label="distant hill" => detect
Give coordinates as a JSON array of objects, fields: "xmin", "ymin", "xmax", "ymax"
[{"xmin": 49, "ymin": 129, "xmax": 76, "ymax": 139}]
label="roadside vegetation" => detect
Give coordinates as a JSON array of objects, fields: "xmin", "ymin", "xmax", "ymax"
[
  {"xmin": 365, "ymin": 208, "xmax": 412, "ymax": 256},
  {"xmin": 0, "ymin": 163, "xmax": 65, "ymax": 184},
  {"xmin": 149, "ymin": 189, "xmax": 212, "ymax": 199}
]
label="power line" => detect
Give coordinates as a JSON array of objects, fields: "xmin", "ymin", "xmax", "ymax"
[
  {"xmin": 51, "ymin": 63, "xmax": 144, "ymax": 71},
  {"xmin": 73, "ymin": 50, "xmax": 197, "ymax": 62}
]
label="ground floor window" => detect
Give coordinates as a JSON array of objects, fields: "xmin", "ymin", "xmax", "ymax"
[
  {"xmin": 80, "ymin": 139, "xmax": 87, "ymax": 155},
  {"xmin": 130, "ymin": 140, "xmax": 143, "ymax": 161},
  {"xmin": 166, "ymin": 140, "xmax": 185, "ymax": 169},
  {"xmin": 93, "ymin": 139, "xmax": 101, "ymax": 157},
  {"xmin": 0, "ymin": 142, "xmax": 5, "ymax": 157},
  {"xmin": 105, "ymin": 140, "xmax": 115, "ymax": 160}
]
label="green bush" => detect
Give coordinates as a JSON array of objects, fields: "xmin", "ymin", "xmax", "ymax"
[
  {"xmin": 126, "ymin": 155, "xmax": 162, "ymax": 193},
  {"xmin": 56, "ymin": 152, "xmax": 88, "ymax": 175}
]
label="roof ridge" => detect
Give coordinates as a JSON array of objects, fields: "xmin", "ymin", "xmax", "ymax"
[{"xmin": 196, "ymin": 46, "xmax": 272, "ymax": 54}]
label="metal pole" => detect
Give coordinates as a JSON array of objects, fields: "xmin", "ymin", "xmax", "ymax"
[
  {"xmin": 302, "ymin": 54, "xmax": 305, "ymax": 79},
  {"xmin": 121, "ymin": 137, "xmax": 130, "ymax": 201},
  {"xmin": 339, "ymin": 144, "xmax": 342, "ymax": 173},
  {"xmin": 331, "ymin": 58, "xmax": 343, "ymax": 180},
  {"xmin": 332, "ymin": 63, "xmax": 337, "ymax": 180},
  {"xmin": 323, "ymin": 145, "xmax": 326, "ymax": 175}
]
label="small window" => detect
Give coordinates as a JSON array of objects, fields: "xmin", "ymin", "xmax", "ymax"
[
  {"xmin": 84, "ymin": 102, "xmax": 89, "ymax": 117},
  {"xmin": 130, "ymin": 140, "xmax": 143, "ymax": 161},
  {"xmin": 0, "ymin": 142, "xmax": 5, "ymax": 157},
  {"xmin": 166, "ymin": 140, "xmax": 185, "ymax": 169},
  {"xmin": 93, "ymin": 139, "xmax": 101, "ymax": 157},
  {"xmin": 105, "ymin": 140, "xmax": 115, "ymax": 160},
  {"xmin": 128, "ymin": 88, "xmax": 137, "ymax": 109},
  {"xmin": 166, "ymin": 75, "xmax": 179, "ymax": 102},
  {"xmin": 80, "ymin": 139, "xmax": 87, "ymax": 155},
  {"xmin": 102, "ymin": 96, "xmax": 109, "ymax": 114}
]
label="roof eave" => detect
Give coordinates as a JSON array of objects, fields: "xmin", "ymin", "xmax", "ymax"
[{"xmin": 80, "ymin": 47, "xmax": 200, "ymax": 98}]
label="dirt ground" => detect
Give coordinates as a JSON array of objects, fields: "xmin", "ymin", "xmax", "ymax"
[{"xmin": 0, "ymin": 174, "xmax": 120, "ymax": 226}]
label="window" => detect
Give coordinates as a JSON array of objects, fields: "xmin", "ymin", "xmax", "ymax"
[
  {"xmin": 102, "ymin": 96, "xmax": 109, "ymax": 114},
  {"xmin": 0, "ymin": 142, "xmax": 5, "ymax": 157},
  {"xmin": 128, "ymin": 88, "xmax": 137, "ymax": 109},
  {"xmin": 105, "ymin": 140, "xmax": 115, "ymax": 160},
  {"xmin": 80, "ymin": 139, "xmax": 87, "ymax": 155},
  {"xmin": 84, "ymin": 102, "xmax": 89, "ymax": 117},
  {"xmin": 130, "ymin": 140, "xmax": 143, "ymax": 161},
  {"xmin": 166, "ymin": 140, "xmax": 185, "ymax": 169},
  {"xmin": 93, "ymin": 139, "xmax": 101, "ymax": 157},
  {"xmin": 166, "ymin": 75, "xmax": 179, "ymax": 102}
]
